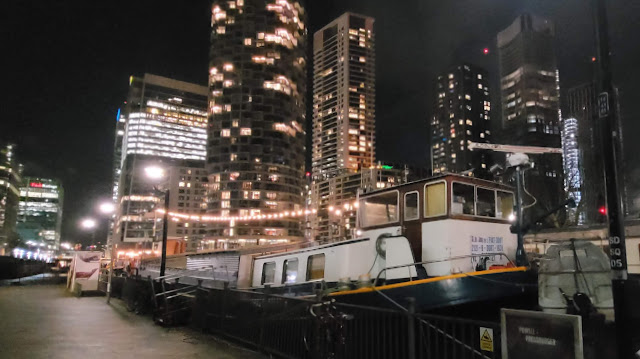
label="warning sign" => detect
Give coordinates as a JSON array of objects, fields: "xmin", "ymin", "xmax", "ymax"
[{"xmin": 480, "ymin": 327, "xmax": 494, "ymax": 352}]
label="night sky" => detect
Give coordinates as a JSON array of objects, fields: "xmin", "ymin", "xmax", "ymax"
[{"xmin": 2, "ymin": 0, "xmax": 639, "ymax": 244}]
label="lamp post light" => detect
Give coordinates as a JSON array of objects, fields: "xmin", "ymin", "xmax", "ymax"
[
  {"xmin": 80, "ymin": 218, "xmax": 97, "ymax": 246},
  {"xmin": 145, "ymin": 165, "xmax": 169, "ymax": 278},
  {"xmin": 97, "ymin": 201, "xmax": 116, "ymax": 304}
]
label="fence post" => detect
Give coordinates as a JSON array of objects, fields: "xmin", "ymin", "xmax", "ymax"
[
  {"xmin": 407, "ymin": 297, "xmax": 416, "ymax": 359},
  {"xmin": 259, "ymin": 285, "xmax": 270, "ymax": 350}
]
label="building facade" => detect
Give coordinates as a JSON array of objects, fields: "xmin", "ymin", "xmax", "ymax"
[
  {"xmin": 310, "ymin": 166, "xmax": 404, "ymax": 242},
  {"xmin": 205, "ymin": 0, "xmax": 307, "ymax": 246},
  {"xmin": 563, "ymin": 83, "xmax": 622, "ymax": 224},
  {"xmin": 497, "ymin": 13, "xmax": 564, "ymax": 219},
  {"xmin": 561, "ymin": 116, "xmax": 582, "ymax": 224},
  {"xmin": 17, "ymin": 178, "xmax": 63, "ymax": 251},
  {"xmin": 0, "ymin": 144, "xmax": 21, "ymax": 251},
  {"xmin": 312, "ymin": 12, "xmax": 375, "ymax": 180},
  {"xmin": 431, "ymin": 64, "xmax": 492, "ymax": 176},
  {"xmin": 113, "ymin": 74, "xmax": 209, "ymax": 248}
]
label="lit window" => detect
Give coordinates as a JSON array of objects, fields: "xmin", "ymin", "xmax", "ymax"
[
  {"xmin": 251, "ymin": 191, "xmax": 261, "ymax": 199},
  {"xmin": 240, "ymin": 128, "xmax": 252, "ymax": 136},
  {"xmin": 244, "ymin": 38, "xmax": 252, "ymax": 45},
  {"xmin": 230, "ymin": 153, "xmax": 237, "ymax": 161},
  {"xmin": 217, "ymin": 26, "xmax": 225, "ymax": 34},
  {"xmin": 223, "ymin": 63, "xmax": 233, "ymax": 71},
  {"xmin": 221, "ymin": 201, "xmax": 230, "ymax": 208},
  {"xmin": 465, "ymin": 94, "xmax": 471, "ymax": 100},
  {"xmin": 221, "ymin": 129, "xmax": 230, "ymax": 137},
  {"xmin": 221, "ymin": 191, "xmax": 231, "ymax": 199}
]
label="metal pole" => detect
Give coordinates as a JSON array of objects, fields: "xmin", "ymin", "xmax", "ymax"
[
  {"xmin": 106, "ymin": 241, "xmax": 115, "ymax": 303},
  {"xmin": 160, "ymin": 189, "xmax": 169, "ymax": 277},
  {"xmin": 407, "ymin": 297, "xmax": 416, "ymax": 359},
  {"xmin": 592, "ymin": 0, "xmax": 630, "ymax": 357},
  {"xmin": 515, "ymin": 166, "xmax": 528, "ymax": 267}
]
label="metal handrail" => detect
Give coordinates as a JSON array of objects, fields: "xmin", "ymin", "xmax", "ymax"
[
  {"xmin": 154, "ymin": 265, "xmax": 214, "ymax": 282},
  {"xmin": 373, "ymin": 252, "xmax": 514, "ymax": 286}
]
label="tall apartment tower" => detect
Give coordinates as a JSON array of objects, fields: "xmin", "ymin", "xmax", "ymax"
[
  {"xmin": 431, "ymin": 64, "xmax": 492, "ymax": 176},
  {"xmin": 113, "ymin": 74, "xmax": 209, "ymax": 249},
  {"xmin": 206, "ymin": 0, "xmax": 307, "ymax": 245},
  {"xmin": 312, "ymin": 12, "xmax": 375, "ymax": 180},
  {"xmin": 497, "ymin": 14, "xmax": 564, "ymax": 218}
]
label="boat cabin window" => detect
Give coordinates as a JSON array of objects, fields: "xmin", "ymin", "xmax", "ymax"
[
  {"xmin": 306, "ymin": 254, "xmax": 325, "ymax": 281},
  {"xmin": 476, "ymin": 187, "xmax": 496, "ymax": 217},
  {"xmin": 359, "ymin": 191, "xmax": 399, "ymax": 228},
  {"xmin": 425, "ymin": 182, "xmax": 446, "ymax": 217},
  {"xmin": 261, "ymin": 262, "xmax": 276, "ymax": 285},
  {"xmin": 282, "ymin": 258, "xmax": 298, "ymax": 284},
  {"xmin": 404, "ymin": 191, "xmax": 419, "ymax": 221},
  {"xmin": 452, "ymin": 182, "xmax": 475, "ymax": 215},
  {"xmin": 497, "ymin": 191, "xmax": 514, "ymax": 219}
]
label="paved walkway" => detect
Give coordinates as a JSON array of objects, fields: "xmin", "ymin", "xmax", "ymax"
[{"xmin": 0, "ymin": 284, "xmax": 266, "ymax": 359}]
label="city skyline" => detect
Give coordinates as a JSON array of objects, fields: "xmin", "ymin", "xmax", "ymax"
[{"xmin": 3, "ymin": 0, "xmax": 640, "ymax": 243}]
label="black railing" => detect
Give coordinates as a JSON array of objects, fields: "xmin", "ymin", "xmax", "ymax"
[{"xmin": 191, "ymin": 286, "xmax": 501, "ymax": 359}]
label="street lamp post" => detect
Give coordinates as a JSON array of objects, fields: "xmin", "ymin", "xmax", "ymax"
[
  {"xmin": 145, "ymin": 165, "xmax": 169, "ymax": 278},
  {"xmin": 80, "ymin": 218, "xmax": 97, "ymax": 246},
  {"xmin": 159, "ymin": 189, "xmax": 169, "ymax": 277},
  {"xmin": 97, "ymin": 202, "xmax": 116, "ymax": 304}
]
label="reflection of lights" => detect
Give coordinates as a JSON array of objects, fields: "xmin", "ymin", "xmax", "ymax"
[
  {"xmin": 508, "ymin": 214, "xmax": 516, "ymax": 222},
  {"xmin": 356, "ymin": 230, "xmax": 362, "ymax": 236}
]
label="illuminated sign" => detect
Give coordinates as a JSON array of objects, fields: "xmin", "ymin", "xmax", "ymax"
[{"xmin": 30, "ymin": 182, "xmax": 43, "ymax": 188}]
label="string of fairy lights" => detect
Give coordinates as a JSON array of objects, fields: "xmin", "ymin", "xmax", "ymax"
[{"xmin": 156, "ymin": 200, "xmax": 360, "ymax": 222}]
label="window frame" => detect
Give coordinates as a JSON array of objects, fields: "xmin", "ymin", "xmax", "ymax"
[
  {"xmin": 424, "ymin": 180, "xmax": 447, "ymax": 218},
  {"xmin": 451, "ymin": 181, "xmax": 476, "ymax": 216},
  {"xmin": 358, "ymin": 190, "xmax": 400, "ymax": 228},
  {"xmin": 403, "ymin": 191, "xmax": 419, "ymax": 221},
  {"xmin": 281, "ymin": 258, "xmax": 299, "ymax": 284},
  {"xmin": 261, "ymin": 261, "xmax": 276, "ymax": 285},
  {"xmin": 305, "ymin": 254, "xmax": 326, "ymax": 281},
  {"xmin": 475, "ymin": 186, "xmax": 497, "ymax": 218}
]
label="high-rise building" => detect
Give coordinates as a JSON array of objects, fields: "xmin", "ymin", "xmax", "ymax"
[
  {"xmin": 563, "ymin": 82, "xmax": 619, "ymax": 224},
  {"xmin": 113, "ymin": 74, "xmax": 209, "ymax": 247},
  {"xmin": 17, "ymin": 178, "xmax": 63, "ymax": 251},
  {"xmin": 206, "ymin": 0, "xmax": 307, "ymax": 246},
  {"xmin": 312, "ymin": 12, "xmax": 375, "ymax": 180},
  {"xmin": 431, "ymin": 64, "xmax": 492, "ymax": 176},
  {"xmin": 561, "ymin": 116, "xmax": 582, "ymax": 223},
  {"xmin": 0, "ymin": 144, "xmax": 21, "ymax": 251},
  {"xmin": 111, "ymin": 109, "xmax": 126, "ymax": 203},
  {"xmin": 497, "ymin": 14, "xmax": 564, "ymax": 218}
]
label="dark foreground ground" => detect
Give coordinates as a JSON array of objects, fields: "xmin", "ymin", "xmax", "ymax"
[{"xmin": 0, "ymin": 284, "xmax": 266, "ymax": 359}]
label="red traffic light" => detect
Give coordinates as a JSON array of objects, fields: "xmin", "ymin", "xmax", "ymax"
[
  {"xmin": 483, "ymin": 48, "xmax": 489, "ymax": 55},
  {"xmin": 598, "ymin": 206, "xmax": 607, "ymax": 215}
]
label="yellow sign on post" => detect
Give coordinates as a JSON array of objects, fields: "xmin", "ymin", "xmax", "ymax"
[{"xmin": 480, "ymin": 327, "xmax": 494, "ymax": 352}]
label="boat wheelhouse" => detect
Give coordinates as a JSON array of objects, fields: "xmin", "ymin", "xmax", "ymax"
[{"xmin": 248, "ymin": 174, "xmax": 531, "ymax": 310}]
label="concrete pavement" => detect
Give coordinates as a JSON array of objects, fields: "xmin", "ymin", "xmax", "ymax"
[{"xmin": 0, "ymin": 284, "xmax": 266, "ymax": 359}]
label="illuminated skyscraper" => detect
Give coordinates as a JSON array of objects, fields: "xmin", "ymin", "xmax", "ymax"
[
  {"xmin": 113, "ymin": 74, "xmax": 209, "ymax": 245},
  {"xmin": 431, "ymin": 64, "xmax": 492, "ymax": 176},
  {"xmin": 17, "ymin": 178, "xmax": 63, "ymax": 251},
  {"xmin": 312, "ymin": 12, "xmax": 375, "ymax": 180},
  {"xmin": 497, "ymin": 14, "xmax": 564, "ymax": 218},
  {"xmin": 206, "ymin": 0, "xmax": 307, "ymax": 246},
  {"xmin": 0, "ymin": 144, "xmax": 21, "ymax": 251}
]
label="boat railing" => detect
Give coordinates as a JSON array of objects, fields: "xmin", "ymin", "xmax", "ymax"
[{"xmin": 373, "ymin": 252, "xmax": 514, "ymax": 287}]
